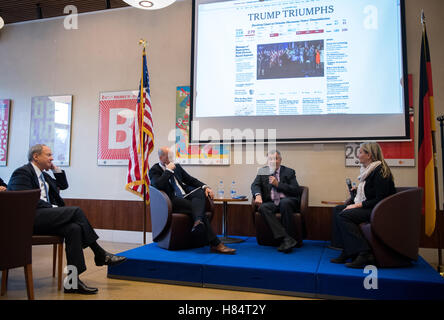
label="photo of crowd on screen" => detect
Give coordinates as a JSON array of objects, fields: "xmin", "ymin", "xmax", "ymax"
[{"xmin": 257, "ymin": 39, "xmax": 324, "ymax": 80}]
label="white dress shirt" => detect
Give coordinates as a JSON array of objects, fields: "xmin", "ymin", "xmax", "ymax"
[
  {"xmin": 30, "ymin": 162, "xmax": 59, "ymax": 207},
  {"xmin": 159, "ymin": 162, "xmax": 186, "ymax": 196}
]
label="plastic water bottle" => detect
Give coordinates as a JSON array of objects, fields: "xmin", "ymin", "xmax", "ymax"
[
  {"xmin": 230, "ymin": 180, "xmax": 237, "ymax": 198},
  {"xmin": 218, "ymin": 180, "xmax": 224, "ymax": 199}
]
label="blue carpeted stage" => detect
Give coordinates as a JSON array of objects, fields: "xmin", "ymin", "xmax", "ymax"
[{"xmin": 107, "ymin": 238, "xmax": 444, "ymax": 300}]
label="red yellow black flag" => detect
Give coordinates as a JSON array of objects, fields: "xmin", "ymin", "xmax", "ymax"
[{"xmin": 418, "ymin": 13, "xmax": 436, "ymax": 237}]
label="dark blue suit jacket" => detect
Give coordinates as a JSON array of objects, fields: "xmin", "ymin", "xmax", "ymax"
[
  {"xmin": 149, "ymin": 163, "xmax": 205, "ymax": 200},
  {"xmin": 7, "ymin": 163, "xmax": 69, "ymax": 209},
  {"xmin": 251, "ymin": 165, "xmax": 302, "ymax": 204}
]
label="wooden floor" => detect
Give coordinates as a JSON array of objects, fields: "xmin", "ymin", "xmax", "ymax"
[{"xmin": 0, "ymin": 241, "xmax": 310, "ymax": 300}]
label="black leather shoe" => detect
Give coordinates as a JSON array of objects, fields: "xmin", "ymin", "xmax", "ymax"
[
  {"xmin": 345, "ymin": 252, "xmax": 375, "ymax": 269},
  {"xmin": 64, "ymin": 279, "xmax": 98, "ymax": 295},
  {"xmin": 277, "ymin": 237, "xmax": 297, "ymax": 253},
  {"xmin": 95, "ymin": 252, "xmax": 127, "ymax": 267},
  {"xmin": 330, "ymin": 251, "xmax": 351, "ymax": 264}
]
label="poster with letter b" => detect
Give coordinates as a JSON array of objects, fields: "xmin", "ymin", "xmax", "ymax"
[{"xmin": 97, "ymin": 91, "xmax": 138, "ymax": 165}]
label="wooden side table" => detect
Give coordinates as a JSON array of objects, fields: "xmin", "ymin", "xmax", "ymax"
[
  {"xmin": 213, "ymin": 197, "xmax": 248, "ymax": 243},
  {"xmin": 321, "ymin": 200, "xmax": 345, "ymax": 206}
]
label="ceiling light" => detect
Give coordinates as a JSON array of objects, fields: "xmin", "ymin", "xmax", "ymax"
[
  {"xmin": 123, "ymin": 0, "xmax": 176, "ymax": 10},
  {"xmin": 0, "ymin": 16, "xmax": 4, "ymax": 30}
]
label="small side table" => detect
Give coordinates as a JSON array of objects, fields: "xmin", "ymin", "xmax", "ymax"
[
  {"xmin": 321, "ymin": 200, "xmax": 346, "ymax": 206},
  {"xmin": 213, "ymin": 197, "xmax": 248, "ymax": 244}
]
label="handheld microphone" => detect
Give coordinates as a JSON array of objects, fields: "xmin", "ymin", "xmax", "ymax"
[
  {"xmin": 269, "ymin": 166, "xmax": 276, "ymax": 176},
  {"xmin": 346, "ymin": 178, "xmax": 356, "ymax": 199}
]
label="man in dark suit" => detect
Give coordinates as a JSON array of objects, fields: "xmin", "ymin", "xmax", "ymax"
[
  {"xmin": 251, "ymin": 150, "xmax": 302, "ymax": 253},
  {"xmin": 7, "ymin": 144, "xmax": 127, "ymax": 294},
  {"xmin": 0, "ymin": 177, "xmax": 6, "ymax": 191},
  {"xmin": 149, "ymin": 146, "xmax": 236, "ymax": 254}
]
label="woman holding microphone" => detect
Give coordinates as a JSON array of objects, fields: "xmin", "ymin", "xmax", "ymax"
[{"xmin": 331, "ymin": 142, "xmax": 396, "ymax": 268}]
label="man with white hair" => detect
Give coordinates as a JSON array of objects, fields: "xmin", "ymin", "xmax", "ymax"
[{"xmin": 251, "ymin": 150, "xmax": 303, "ymax": 253}]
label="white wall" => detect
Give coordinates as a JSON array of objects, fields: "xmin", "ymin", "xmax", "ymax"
[{"xmin": 0, "ymin": 0, "xmax": 443, "ymax": 206}]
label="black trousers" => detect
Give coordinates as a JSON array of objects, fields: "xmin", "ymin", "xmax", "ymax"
[
  {"xmin": 258, "ymin": 197, "xmax": 299, "ymax": 240},
  {"xmin": 34, "ymin": 206, "xmax": 99, "ymax": 275},
  {"xmin": 170, "ymin": 188, "xmax": 220, "ymax": 247},
  {"xmin": 331, "ymin": 205, "xmax": 346, "ymax": 248},
  {"xmin": 333, "ymin": 205, "xmax": 372, "ymax": 256}
]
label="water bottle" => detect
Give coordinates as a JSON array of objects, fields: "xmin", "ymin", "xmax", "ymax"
[
  {"xmin": 230, "ymin": 180, "xmax": 237, "ymax": 198},
  {"xmin": 218, "ymin": 180, "xmax": 224, "ymax": 199}
]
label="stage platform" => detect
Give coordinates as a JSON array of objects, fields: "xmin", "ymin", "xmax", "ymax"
[{"xmin": 107, "ymin": 238, "xmax": 444, "ymax": 300}]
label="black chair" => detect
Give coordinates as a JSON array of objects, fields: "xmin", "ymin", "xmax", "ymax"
[
  {"xmin": 360, "ymin": 187, "xmax": 423, "ymax": 267},
  {"xmin": 0, "ymin": 190, "xmax": 40, "ymax": 300},
  {"xmin": 149, "ymin": 186, "xmax": 214, "ymax": 250},
  {"xmin": 31, "ymin": 235, "xmax": 64, "ymax": 290},
  {"xmin": 252, "ymin": 186, "xmax": 309, "ymax": 247}
]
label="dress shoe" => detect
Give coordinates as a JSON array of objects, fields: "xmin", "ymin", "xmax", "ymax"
[
  {"xmin": 277, "ymin": 237, "xmax": 297, "ymax": 253},
  {"xmin": 345, "ymin": 252, "xmax": 375, "ymax": 269},
  {"xmin": 64, "ymin": 279, "xmax": 98, "ymax": 295},
  {"xmin": 330, "ymin": 251, "xmax": 352, "ymax": 264},
  {"xmin": 210, "ymin": 243, "xmax": 236, "ymax": 254},
  {"xmin": 94, "ymin": 252, "xmax": 127, "ymax": 267}
]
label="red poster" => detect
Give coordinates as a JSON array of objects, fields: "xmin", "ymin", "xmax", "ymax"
[
  {"xmin": 379, "ymin": 114, "xmax": 415, "ymax": 166},
  {"xmin": 0, "ymin": 99, "xmax": 10, "ymax": 166},
  {"xmin": 97, "ymin": 91, "xmax": 138, "ymax": 165}
]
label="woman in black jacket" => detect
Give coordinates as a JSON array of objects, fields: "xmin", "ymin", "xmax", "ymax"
[{"xmin": 331, "ymin": 142, "xmax": 396, "ymax": 268}]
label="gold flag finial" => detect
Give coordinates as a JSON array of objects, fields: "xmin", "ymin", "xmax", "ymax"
[{"xmin": 139, "ymin": 39, "xmax": 147, "ymax": 47}]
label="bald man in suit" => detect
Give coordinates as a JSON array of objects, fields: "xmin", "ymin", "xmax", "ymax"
[{"xmin": 149, "ymin": 146, "xmax": 236, "ymax": 254}]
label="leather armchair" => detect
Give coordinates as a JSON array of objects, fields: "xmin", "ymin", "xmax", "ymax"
[
  {"xmin": 252, "ymin": 186, "xmax": 309, "ymax": 247},
  {"xmin": 359, "ymin": 187, "xmax": 423, "ymax": 267},
  {"xmin": 0, "ymin": 189, "xmax": 40, "ymax": 300},
  {"xmin": 149, "ymin": 186, "xmax": 214, "ymax": 250}
]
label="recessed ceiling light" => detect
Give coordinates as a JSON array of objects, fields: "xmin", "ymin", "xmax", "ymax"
[{"xmin": 123, "ymin": 0, "xmax": 176, "ymax": 10}]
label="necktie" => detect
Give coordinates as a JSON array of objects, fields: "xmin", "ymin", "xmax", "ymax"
[
  {"xmin": 170, "ymin": 176, "xmax": 184, "ymax": 198},
  {"xmin": 40, "ymin": 173, "xmax": 51, "ymax": 204},
  {"xmin": 270, "ymin": 171, "xmax": 280, "ymax": 205}
]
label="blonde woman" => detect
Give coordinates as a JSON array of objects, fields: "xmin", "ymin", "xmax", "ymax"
[{"xmin": 331, "ymin": 142, "xmax": 396, "ymax": 268}]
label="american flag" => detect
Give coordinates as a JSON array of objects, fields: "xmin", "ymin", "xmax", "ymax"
[{"xmin": 126, "ymin": 46, "xmax": 154, "ymax": 203}]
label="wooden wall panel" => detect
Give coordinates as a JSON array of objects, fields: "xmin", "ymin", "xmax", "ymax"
[
  {"xmin": 64, "ymin": 198, "xmax": 444, "ymax": 248},
  {"xmin": 64, "ymin": 199, "xmax": 148, "ymax": 232}
]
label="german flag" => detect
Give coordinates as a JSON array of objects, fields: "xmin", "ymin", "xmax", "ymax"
[{"xmin": 418, "ymin": 17, "xmax": 436, "ymax": 237}]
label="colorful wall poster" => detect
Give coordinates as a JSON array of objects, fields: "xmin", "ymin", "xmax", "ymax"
[
  {"xmin": 97, "ymin": 91, "xmax": 138, "ymax": 165},
  {"xmin": 0, "ymin": 99, "xmax": 11, "ymax": 166},
  {"xmin": 176, "ymin": 86, "xmax": 230, "ymax": 165},
  {"xmin": 30, "ymin": 95, "xmax": 72, "ymax": 166}
]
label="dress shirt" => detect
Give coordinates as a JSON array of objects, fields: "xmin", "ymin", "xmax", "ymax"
[
  {"xmin": 159, "ymin": 162, "xmax": 186, "ymax": 196},
  {"xmin": 30, "ymin": 162, "xmax": 60, "ymax": 207}
]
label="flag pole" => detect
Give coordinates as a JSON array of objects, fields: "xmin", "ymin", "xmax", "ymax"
[
  {"xmin": 437, "ymin": 115, "xmax": 444, "ymax": 275},
  {"xmin": 422, "ymin": 11, "xmax": 442, "ymax": 274},
  {"xmin": 139, "ymin": 39, "xmax": 147, "ymax": 245}
]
